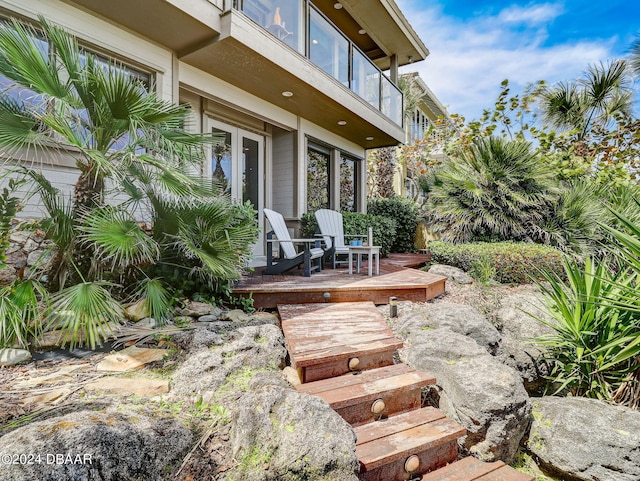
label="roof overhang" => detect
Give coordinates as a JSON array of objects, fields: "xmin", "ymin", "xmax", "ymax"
[
  {"xmin": 64, "ymin": 0, "xmax": 222, "ymax": 52},
  {"xmin": 337, "ymin": 0, "xmax": 429, "ymax": 69},
  {"xmin": 180, "ymin": 11, "xmax": 404, "ymax": 148}
]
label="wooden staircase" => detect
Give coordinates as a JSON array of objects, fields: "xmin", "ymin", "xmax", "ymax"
[{"xmin": 279, "ymin": 302, "xmax": 534, "ymax": 481}]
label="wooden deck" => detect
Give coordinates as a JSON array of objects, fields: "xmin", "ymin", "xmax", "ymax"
[{"xmin": 234, "ymin": 253, "xmax": 445, "ymax": 309}]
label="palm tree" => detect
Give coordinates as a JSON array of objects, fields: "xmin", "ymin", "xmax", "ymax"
[
  {"xmin": 0, "ymin": 17, "xmax": 258, "ymax": 348},
  {"xmin": 537, "ymin": 60, "xmax": 633, "ymax": 143},
  {"xmin": 421, "ymin": 136, "xmax": 559, "ymax": 243}
]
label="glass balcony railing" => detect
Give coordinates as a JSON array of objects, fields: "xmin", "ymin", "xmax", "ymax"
[{"xmin": 232, "ymin": 0, "xmax": 403, "ymax": 126}]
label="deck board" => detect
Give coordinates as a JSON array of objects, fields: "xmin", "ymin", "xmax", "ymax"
[{"xmin": 233, "ymin": 254, "xmax": 446, "ymax": 308}]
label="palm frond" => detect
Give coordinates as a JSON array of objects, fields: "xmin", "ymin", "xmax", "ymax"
[
  {"xmin": 45, "ymin": 281, "xmax": 123, "ymax": 349},
  {"xmin": 133, "ymin": 277, "xmax": 173, "ymax": 325}
]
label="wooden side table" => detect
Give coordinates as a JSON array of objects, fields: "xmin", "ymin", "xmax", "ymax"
[{"xmin": 348, "ymin": 245, "xmax": 381, "ymax": 276}]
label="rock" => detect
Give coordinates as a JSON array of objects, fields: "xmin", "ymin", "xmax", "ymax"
[
  {"xmin": 125, "ymin": 299, "xmax": 150, "ymax": 321},
  {"xmin": 282, "ymin": 366, "xmax": 301, "ymax": 386},
  {"xmin": 20, "ymin": 387, "xmax": 71, "ymax": 405},
  {"xmin": 396, "ymin": 303, "xmax": 501, "ymax": 354},
  {"xmin": 134, "ymin": 317, "xmax": 159, "ymax": 329},
  {"xmin": 22, "ymin": 238, "xmax": 40, "ymax": 252},
  {"xmin": 428, "ymin": 264, "xmax": 474, "ymax": 284},
  {"xmin": 402, "ymin": 327, "xmax": 531, "ymax": 462},
  {"xmin": 529, "ymin": 396, "xmax": 640, "ymax": 481},
  {"xmin": 222, "ymin": 309, "xmax": 251, "ymax": 323},
  {"xmin": 85, "ymin": 377, "xmax": 170, "ymax": 396},
  {"xmin": 172, "ymin": 324, "xmax": 286, "ymax": 398},
  {"xmin": 495, "ymin": 289, "xmax": 555, "ymax": 391},
  {"xmin": 0, "ymin": 266, "xmax": 17, "ymax": 285},
  {"xmin": 96, "ymin": 346, "xmax": 167, "ymax": 372},
  {"xmin": 247, "ymin": 311, "xmax": 279, "ymax": 326},
  {"xmin": 229, "ymin": 372, "xmax": 359, "ymax": 481},
  {"xmin": 180, "ymin": 301, "xmax": 220, "ymax": 318},
  {"xmin": 15, "ymin": 364, "xmax": 90, "ymax": 388},
  {"xmin": 8, "ymin": 231, "xmax": 30, "ymax": 244},
  {"xmin": 196, "ymin": 314, "xmax": 220, "ymax": 323},
  {"xmin": 0, "ymin": 348, "xmax": 31, "ymax": 366},
  {"xmin": 0, "ymin": 410, "xmax": 192, "ymax": 481}
]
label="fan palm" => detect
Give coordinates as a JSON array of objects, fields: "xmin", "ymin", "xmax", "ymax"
[
  {"xmin": 0, "ymin": 18, "xmax": 259, "ymax": 348},
  {"xmin": 537, "ymin": 59, "xmax": 633, "ymax": 141},
  {"xmin": 630, "ymin": 34, "xmax": 640, "ymax": 79},
  {"xmin": 421, "ymin": 136, "xmax": 558, "ymax": 243}
]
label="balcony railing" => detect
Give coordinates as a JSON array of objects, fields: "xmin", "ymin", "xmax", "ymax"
[{"xmin": 232, "ymin": 0, "xmax": 403, "ymax": 126}]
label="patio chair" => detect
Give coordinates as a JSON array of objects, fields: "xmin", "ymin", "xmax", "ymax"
[
  {"xmin": 263, "ymin": 208, "xmax": 324, "ymax": 277},
  {"xmin": 315, "ymin": 208, "xmax": 367, "ymax": 269}
]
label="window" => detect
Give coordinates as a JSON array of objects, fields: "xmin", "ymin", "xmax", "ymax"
[
  {"xmin": 307, "ymin": 143, "xmax": 330, "ymax": 212},
  {"xmin": 307, "ymin": 139, "xmax": 361, "ymax": 213},
  {"xmin": 339, "ymin": 154, "xmax": 358, "ymax": 212}
]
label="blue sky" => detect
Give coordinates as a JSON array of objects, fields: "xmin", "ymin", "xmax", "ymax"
[{"xmin": 396, "ymin": 0, "xmax": 640, "ymax": 121}]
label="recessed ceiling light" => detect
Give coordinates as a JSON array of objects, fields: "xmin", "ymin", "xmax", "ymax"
[
  {"xmin": 281, "ymin": 91, "xmax": 293, "ymax": 97},
  {"xmin": 358, "ymin": 29, "xmax": 367, "ymax": 35},
  {"xmin": 366, "ymin": 136, "xmax": 374, "ymax": 141},
  {"xmin": 337, "ymin": 120, "xmax": 347, "ymax": 126},
  {"xmin": 334, "ymin": 2, "xmax": 343, "ymax": 9}
]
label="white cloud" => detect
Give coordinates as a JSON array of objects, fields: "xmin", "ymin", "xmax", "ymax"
[
  {"xmin": 397, "ymin": 2, "xmax": 618, "ymax": 121},
  {"xmin": 498, "ymin": 2, "xmax": 564, "ymax": 25}
]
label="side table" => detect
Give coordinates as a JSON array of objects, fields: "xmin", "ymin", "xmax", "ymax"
[{"xmin": 348, "ymin": 245, "xmax": 381, "ymax": 276}]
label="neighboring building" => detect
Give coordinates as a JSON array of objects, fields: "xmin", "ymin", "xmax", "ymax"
[
  {"xmin": 395, "ymin": 71, "xmax": 455, "ymax": 199},
  {"xmin": 0, "ymin": 0, "xmax": 428, "ymax": 257}
]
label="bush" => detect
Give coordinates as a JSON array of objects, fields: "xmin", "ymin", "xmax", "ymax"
[
  {"xmin": 367, "ymin": 197, "xmax": 418, "ymax": 253},
  {"xmin": 301, "ymin": 211, "xmax": 397, "ymax": 257},
  {"xmin": 428, "ymin": 241, "xmax": 565, "ymax": 284}
]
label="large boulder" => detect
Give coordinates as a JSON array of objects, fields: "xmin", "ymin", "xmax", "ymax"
[
  {"xmin": 495, "ymin": 289, "xmax": 555, "ymax": 391},
  {"xmin": 396, "ymin": 303, "xmax": 501, "ymax": 355},
  {"xmin": 428, "ymin": 264, "xmax": 474, "ymax": 284},
  {"xmin": 0, "ymin": 410, "xmax": 192, "ymax": 481},
  {"xmin": 171, "ymin": 323, "xmax": 287, "ymax": 399},
  {"xmin": 229, "ymin": 372, "xmax": 359, "ymax": 481},
  {"xmin": 401, "ymin": 327, "xmax": 531, "ymax": 462},
  {"xmin": 529, "ymin": 396, "xmax": 640, "ymax": 481}
]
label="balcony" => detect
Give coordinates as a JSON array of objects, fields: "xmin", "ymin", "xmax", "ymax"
[{"xmin": 234, "ymin": 0, "xmax": 403, "ymax": 126}]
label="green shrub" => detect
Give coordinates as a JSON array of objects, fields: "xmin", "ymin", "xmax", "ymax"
[
  {"xmin": 367, "ymin": 197, "xmax": 419, "ymax": 253},
  {"xmin": 301, "ymin": 211, "xmax": 397, "ymax": 257},
  {"xmin": 428, "ymin": 241, "xmax": 565, "ymax": 284}
]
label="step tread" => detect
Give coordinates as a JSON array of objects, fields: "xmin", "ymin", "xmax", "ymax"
[
  {"xmin": 297, "ymin": 363, "xmax": 416, "ymax": 394},
  {"xmin": 290, "ymin": 337, "xmax": 402, "ymax": 367},
  {"xmin": 297, "ymin": 366, "xmax": 435, "ymax": 409},
  {"xmin": 420, "ymin": 457, "xmax": 534, "ymax": 481},
  {"xmin": 357, "ymin": 417, "xmax": 466, "ymax": 470},
  {"xmin": 354, "ymin": 407, "xmax": 447, "ymax": 445},
  {"xmin": 279, "ymin": 302, "xmax": 401, "ymax": 367}
]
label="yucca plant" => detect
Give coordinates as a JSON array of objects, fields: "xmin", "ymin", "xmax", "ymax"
[{"xmin": 536, "ymin": 257, "xmax": 640, "ymax": 400}]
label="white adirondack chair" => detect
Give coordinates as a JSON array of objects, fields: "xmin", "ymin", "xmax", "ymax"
[
  {"xmin": 315, "ymin": 209, "xmax": 366, "ymax": 269},
  {"xmin": 263, "ymin": 208, "xmax": 324, "ymax": 277}
]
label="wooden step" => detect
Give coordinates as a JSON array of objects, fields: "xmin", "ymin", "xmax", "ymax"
[
  {"xmin": 297, "ymin": 363, "xmax": 436, "ymax": 426},
  {"xmin": 355, "ymin": 407, "xmax": 466, "ymax": 481},
  {"xmin": 419, "ymin": 456, "xmax": 535, "ymax": 481},
  {"xmin": 279, "ymin": 302, "xmax": 402, "ymax": 382}
]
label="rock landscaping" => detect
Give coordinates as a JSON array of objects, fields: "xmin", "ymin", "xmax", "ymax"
[{"xmin": 1, "ymin": 264, "xmax": 639, "ymax": 481}]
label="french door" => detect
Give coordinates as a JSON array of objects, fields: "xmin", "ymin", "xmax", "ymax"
[{"xmin": 208, "ymin": 119, "xmax": 265, "ymax": 257}]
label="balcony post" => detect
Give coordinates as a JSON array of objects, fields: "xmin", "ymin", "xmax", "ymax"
[{"xmin": 389, "ymin": 54, "xmax": 398, "ymax": 83}]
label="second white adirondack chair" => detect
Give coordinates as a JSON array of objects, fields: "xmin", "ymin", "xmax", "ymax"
[{"xmin": 315, "ymin": 209, "xmax": 366, "ymax": 269}]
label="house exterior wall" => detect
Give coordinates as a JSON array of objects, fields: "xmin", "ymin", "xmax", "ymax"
[{"xmin": 0, "ymin": 0, "xmax": 426, "ymax": 253}]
